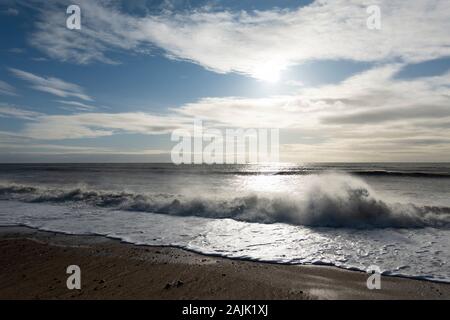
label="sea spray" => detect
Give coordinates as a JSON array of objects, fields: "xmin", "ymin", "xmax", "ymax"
[{"xmin": 1, "ymin": 173, "xmax": 449, "ymax": 229}]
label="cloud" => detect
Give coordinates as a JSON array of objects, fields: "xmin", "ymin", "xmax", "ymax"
[
  {"xmin": 27, "ymin": 0, "xmax": 450, "ymax": 80},
  {"xmin": 9, "ymin": 68, "xmax": 93, "ymax": 101},
  {"xmin": 21, "ymin": 112, "xmax": 191, "ymax": 140},
  {"xmin": 175, "ymin": 73, "xmax": 450, "ymax": 162},
  {"xmin": 1, "ymin": 8, "xmax": 19, "ymax": 16},
  {"xmin": 173, "ymin": 96, "xmax": 317, "ymax": 128},
  {"xmin": 0, "ymin": 104, "xmax": 43, "ymax": 120},
  {"xmin": 0, "ymin": 142, "xmax": 166, "ymax": 155},
  {"xmin": 322, "ymin": 105, "xmax": 450, "ymax": 124},
  {"xmin": 28, "ymin": 0, "xmax": 143, "ymax": 65},
  {"xmin": 56, "ymin": 100, "xmax": 97, "ymax": 111},
  {"xmin": 31, "ymin": 57, "xmax": 48, "ymax": 62},
  {"xmin": 281, "ymin": 138, "xmax": 450, "ymax": 162},
  {"xmin": 8, "ymin": 47, "xmax": 24, "ymax": 54},
  {"xmin": 7, "ymin": 64, "xmax": 449, "ymax": 162},
  {"xmin": 0, "ymin": 80, "xmax": 17, "ymax": 96},
  {"xmin": 10, "ymin": 66, "xmax": 447, "ymax": 163},
  {"xmin": 18, "ymin": 96, "xmax": 319, "ymax": 140}
]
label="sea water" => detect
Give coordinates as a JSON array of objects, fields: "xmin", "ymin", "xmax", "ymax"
[{"xmin": 0, "ymin": 163, "xmax": 449, "ymax": 282}]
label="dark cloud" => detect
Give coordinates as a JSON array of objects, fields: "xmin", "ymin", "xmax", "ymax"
[{"xmin": 322, "ymin": 105, "xmax": 450, "ymax": 125}]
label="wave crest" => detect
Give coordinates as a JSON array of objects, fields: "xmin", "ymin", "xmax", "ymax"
[{"xmin": 1, "ymin": 174, "xmax": 449, "ymax": 229}]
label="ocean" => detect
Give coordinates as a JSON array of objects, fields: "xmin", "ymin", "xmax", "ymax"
[{"xmin": 0, "ymin": 163, "xmax": 449, "ymax": 282}]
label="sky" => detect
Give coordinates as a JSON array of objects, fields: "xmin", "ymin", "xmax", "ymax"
[{"xmin": 0, "ymin": 0, "xmax": 450, "ymax": 163}]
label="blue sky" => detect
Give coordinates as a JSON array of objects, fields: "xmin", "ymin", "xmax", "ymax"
[{"xmin": 1, "ymin": 0, "xmax": 450, "ymax": 162}]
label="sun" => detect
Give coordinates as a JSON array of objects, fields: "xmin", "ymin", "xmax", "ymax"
[
  {"xmin": 254, "ymin": 64, "xmax": 281, "ymax": 83},
  {"xmin": 253, "ymin": 61, "xmax": 284, "ymax": 83}
]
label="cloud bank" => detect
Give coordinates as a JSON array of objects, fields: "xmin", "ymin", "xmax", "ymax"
[
  {"xmin": 27, "ymin": 0, "xmax": 450, "ymax": 80},
  {"xmin": 4, "ymin": 62, "xmax": 449, "ymax": 161}
]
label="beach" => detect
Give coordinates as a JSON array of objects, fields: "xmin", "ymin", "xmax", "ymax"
[
  {"xmin": 1, "ymin": 163, "xmax": 450, "ymax": 285},
  {"xmin": 0, "ymin": 226, "xmax": 448, "ymax": 300}
]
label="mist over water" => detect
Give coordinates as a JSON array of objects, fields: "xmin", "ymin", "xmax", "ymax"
[{"xmin": 0, "ymin": 163, "xmax": 449, "ymax": 282}]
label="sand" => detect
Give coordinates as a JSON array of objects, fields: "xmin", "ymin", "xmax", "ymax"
[{"xmin": 0, "ymin": 226, "xmax": 448, "ymax": 300}]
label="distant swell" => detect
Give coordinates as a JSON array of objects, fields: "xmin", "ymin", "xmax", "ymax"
[
  {"xmin": 1, "ymin": 174, "xmax": 450, "ymax": 229},
  {"xmin": 247, "ymin": 170, "xmax": 450, "ymax": 178},
  {"xmin": 342, "ymin": 170, "xmax": 450, "ymax": 178}
]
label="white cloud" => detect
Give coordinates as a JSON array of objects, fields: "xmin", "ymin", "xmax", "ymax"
[
  {"xmin": 9, "ymin": 68, "xmax": 93, "ymax": 101},
  {"xmin": 173, "ymin": 96, "xmax": 317, "ymax": 128},
  {"xmin": 9, "ymin": 63, "xmax": 447, "ymax": 148},
  {"xmin": 21, "ymin": 112, "xmax": 191, "ymax": 140},
  {"xmin": 28, "ymin": 0, "xmax": 450, "ymax": 80},
  {"xmin": 0, "ymin": 104, "xmax": 43, "ymax": 120},
  {"xmin": 56, "ymin": 100, "xmax": 97, "ymax": 111},
  {"xmin": 0, "ymin": 80, "xmax": 17, "ymax": 96},
  {"xmin": 28, "ymin": 0, "xmax": 142, "ymax": 65},
  {"xmin": 0, "ymin": 142, "xmax": 166, "ymax": 155},
  {"xmin": 18, "ymin": 62, "xmax": 450, "ymax": 160}
]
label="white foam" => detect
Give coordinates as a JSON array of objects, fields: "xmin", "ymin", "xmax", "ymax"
[{"xmin": 1, "ymin": 200, "xmax": 449, "ymax": 283}]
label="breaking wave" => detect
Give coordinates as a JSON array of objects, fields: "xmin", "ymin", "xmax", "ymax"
[{"xmin": 1, "ymin": 174, "xmax": 449, "ymax": 229}]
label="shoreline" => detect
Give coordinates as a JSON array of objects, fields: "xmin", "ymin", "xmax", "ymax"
[
  {"xmin": 3, "ymin": 224, "xmax": 449, "ymax": 285},
  {"xmin": 0, "ymin": 226, "xmax": 449, "ymax": 300}
]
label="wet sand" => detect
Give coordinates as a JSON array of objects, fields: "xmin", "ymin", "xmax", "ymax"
[{"xmin": 0, "ymin": 226, "xmax": 448, "ymax": 300}]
